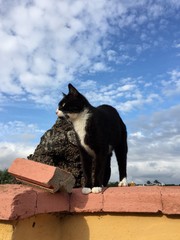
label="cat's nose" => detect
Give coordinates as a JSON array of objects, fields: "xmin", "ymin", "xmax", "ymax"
[{"xmin": 56, "ymin": 109, "xmax": 59, "ymax": 115}]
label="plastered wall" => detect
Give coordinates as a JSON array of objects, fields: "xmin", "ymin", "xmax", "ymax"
[{"xmin": 0, "ymin": 213, "xmax": 180, "ymax": 240}]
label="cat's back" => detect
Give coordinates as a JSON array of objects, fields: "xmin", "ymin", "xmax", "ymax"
[
  {"xmin": 89, "ymin": 104, "xmax": 124, "ymax": 128},
  {"xmin": 97, "ymin": 104, "xmax": 118, "ymax": 114},
  {"xmin": 96, "ymin": 104, "xmax": 120, "ymax": 120}
]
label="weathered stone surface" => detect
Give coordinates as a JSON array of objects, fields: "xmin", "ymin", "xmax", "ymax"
[{"xmin": 27, "ymin": 118, "xmax": 83, "ymax": 187}]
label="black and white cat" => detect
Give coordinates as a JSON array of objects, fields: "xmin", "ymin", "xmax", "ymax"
[{"xmin": 56, "ymin": 84, "xmax": 128, "ymax": 194}]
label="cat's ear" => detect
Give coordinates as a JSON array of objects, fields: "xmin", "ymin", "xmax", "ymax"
[
  {"xmin": 68, "ymin": 83, "xmax": 79, "ymax": 96},
  {"xmin": 62, "ymin": 92, "xmax": 67, "ymax": 97}
]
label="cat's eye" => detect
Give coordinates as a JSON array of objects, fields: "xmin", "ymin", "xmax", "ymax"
[{"xmin": 62, "ymin": 103, "xmax": 66, "ymax": 107}]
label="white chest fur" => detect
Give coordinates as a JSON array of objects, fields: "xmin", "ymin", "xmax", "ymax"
[{"xmin": 70, "ymin": 109, "xmax": 96, "ymax": 158}]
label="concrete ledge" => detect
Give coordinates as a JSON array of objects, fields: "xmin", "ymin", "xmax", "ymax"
[
  {"xmin": 103, "ymin": 186, "xmax": 162, "ymax": 213},
  {"xmin": 0, "ymin": 185, "xmax": 180, "ymax": 220},
  {"xmin": 70, "ymin": 188, "xmax": 103, "ymax": 213},
  {"xmin": 0, "ymin": 185, "xmax": 69, "ymax": 220},
  {"xmin": 0, "ymin": 185, "xmax": 37, "ymax": 220},
  {"xmin": 161, "ymin": 187, "xmax": 180, "ymax": 214}
]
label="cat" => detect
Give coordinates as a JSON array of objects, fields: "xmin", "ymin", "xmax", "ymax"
[{"xmin": 56, "ymin": 83, "xmax": 128, "ymax": 194}]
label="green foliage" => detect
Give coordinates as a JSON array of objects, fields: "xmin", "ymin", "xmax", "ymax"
[
  {"xmin": 108, "ymin": 182, "xmax": 119, "ymax": 187},
  {"xmin": 0, "ymin": 169, "xmax": 16, "ymax": 184}
]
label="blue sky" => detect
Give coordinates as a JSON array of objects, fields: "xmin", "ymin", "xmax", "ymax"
[{"xmin": 0, "ymin": 0, "xmax": 180, "ymax": 184}]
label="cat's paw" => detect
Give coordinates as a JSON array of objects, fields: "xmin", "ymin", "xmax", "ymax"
[
  {"xmin": 92, "ymin": 187, "xmax": 102, "ymax": 194},
  {"xmin": 82, "ymin": 187, "xmax": 92, "ymax": 194},
  {"xmin": 118, "ymin": 177, "xmax": 128, "ymax": 187}
]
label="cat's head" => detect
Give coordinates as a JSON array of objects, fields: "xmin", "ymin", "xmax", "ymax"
[{"xmin": 56, "ymin": 84, "xmax": 89, "ymax": 119}]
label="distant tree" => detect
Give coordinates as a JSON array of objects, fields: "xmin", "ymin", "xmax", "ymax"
[
  {"xmin": 0, "ymin": 169, "xmax": 16, "ymax": 184},
  {"xmin": 154, "ymin": 180, "xmax": 161, "ymax": 184},
  {"xmin": 108, "ymin": 182, "xmax": 119, "ymax": 187},
  {"xmin": 146, "ymin": 180, "xmax": 152, "ymax": 185}
]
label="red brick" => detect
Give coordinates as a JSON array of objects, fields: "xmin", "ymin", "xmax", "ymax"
[
  {"xmin": 103, "ymin": 187, "xmax": 162, "ymax": 213},
  {"xmin": 161, "ymin": 186, "xmax": 180, "ymax": 215},
  {"xmin": 8, "ymin": 158, "xmax": 75, "ymax": 193},
  {"xmin": 0, "ymin": 185, "xmax": 70, "ymax": 220},
  {"xmin": 1, "ymin": 185, "xmax": 180, "ymax": 221},
  {"xmin": 35, "ymin": 189, "xmax": 69, "ymax": 214},
  {"xmin": 70, "ymin": 188, "xmax": 103, "ymax": 212},
  {"xmin": 0, "ymin": 184, "xmax": 37, "ymax": 220}
]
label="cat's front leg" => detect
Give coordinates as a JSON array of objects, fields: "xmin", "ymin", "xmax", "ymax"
[
  {"xmin": 82, "ymin": 187, "xmax": 92, "ymax": 194},
  {"xmin": 92, "ymin": 186, "xmax": 103, "ymax": 194},
  {"xmin": 80, "ymin": 147, "xmax": 93, "ymax": 194},
  {"xmin": 92, "ymin": 155, "xmax": 106, "ymax": 194},
  {"xmin": 82, "ymin": 170, "xmax": 93, "ymax": 194}
]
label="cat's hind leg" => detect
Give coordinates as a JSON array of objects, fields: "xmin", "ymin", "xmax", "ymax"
[{"xmin": 103, "ymin": 152, "xmax": 111, "ymax": 187}]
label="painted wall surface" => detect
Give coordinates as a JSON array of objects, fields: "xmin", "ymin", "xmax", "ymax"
[
  {"xmin": 14, "ymin": 214, "xmax": 62, "ymax": 240},
  {"xmin": 0, "ymin": 222, "xmax": 13, "ymax": 240},
  {"xmin": 0, "ymin": 213, "xmax": 180, "ymax": 240},
  {"xmin": 61, "ymin": 214, "xmax": 180, "ymax": 240}
]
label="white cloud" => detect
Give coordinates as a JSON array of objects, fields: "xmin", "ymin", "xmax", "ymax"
[
  {"xmin": 0, "ymin": 0, "xmax": 179, "ymax": 185},
  {"xmin": 19, "ymin": 72, "xmax": 54, "ymax": 95},
  {"xmin": 0, "ymin": 120, "xmax": 44, "ymax": 169},
  {"xmin": 127, "ymin": 160, "xmax": 180, "ymax": 184},
  {"xmin": 148, "ymin": 4, "xmax": 164, "ymax": 18},
  {"xmin": 0, "ymin": 141, "xmax": 34, "ymax": 169},
  {"xmin": 107, "ymin": 50, "xmax": 118, "ymax": 62},
  {"xmin": 90, "ymin": 62, "xmax": 109, "ymax": 72},
  {"xmin": 117, "ymin": 84, "xmax": 136, "ymax": 92},
  {"xmin": 82, "ymin": 77, "xmax": 161, "ymax": 112},
  {"xmin": 162, "ymin": 70, "xmax": 180, "ymax": 96},
  {"xmin": 0, "ymin": 0, "xmax": 179, "ymax": 105},
  {"xmin": 77, "ymin": 80, "xmax": 97, "ymax": 90},
  {"xmin": 123, "ymin": 104, "xmax": 180, "ymax": 184},
  {"xmin": 174, "ymin": 43, "xmax": 180, "ymax": 48},
  {"xmin": 1, "ymin": 0, "xmax": 113, "ymax": 100},
  {"xmin": 0, "ymin": 121, "xmax": 44, "ymax": 142},
  {"xmin": 129, "ymin": 131, "xmax": 144, "ymax": 139}
]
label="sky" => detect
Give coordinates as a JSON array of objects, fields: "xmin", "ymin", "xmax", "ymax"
[{"xmin": 0, "ymin": 0, "xmax": 180, "ymax": 184}]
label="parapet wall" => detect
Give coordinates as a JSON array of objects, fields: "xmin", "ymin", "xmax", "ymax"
[{"xmin": 0, "ymin": 185, "xmax": 180, "ymax": 240}]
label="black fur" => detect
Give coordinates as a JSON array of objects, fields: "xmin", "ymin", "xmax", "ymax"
[{"xmin": 57, "ymin": 84, "xmax": 128, "ymax": 188}]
